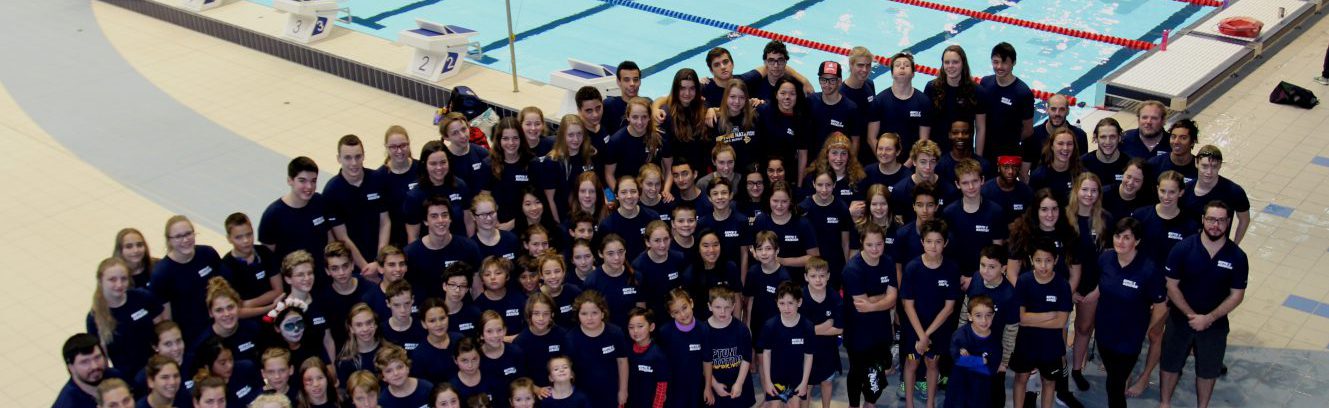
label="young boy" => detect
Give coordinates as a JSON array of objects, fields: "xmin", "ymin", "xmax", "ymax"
[
  {"xmin": 320, "ymin": 241, "xmax": 367, "ymax": 346},
  {"xmin": 1010, "ymin": 239, "xmax": 1076, "ymax": 408},
  {"xmin": 758, "ymin": 282, "xmax": 815, "ymax": 408},
  {"xmin": 942, "ymin": 159, "xmax": 1008, "ymax": 288},
  {"xmin": 259, "ymin": 348, "xmax": 299, "ymax": 403},
  {"xmin": 260, "ymin": 156, "xmax": 340, "ymax": 281},
  {"xmin": 382, "ymin": 280, "xmax": 426, "ymax": 351},
  {"xmin": 376, "ymin": 344, "xmax": 434, "ymax": 408},
  {"xmin": 602, "ymin": 61, "xmax": 644, "ymax": 134},
  {"xmin": 744, "ymin": 231, "xmax": 792, "ymax": 343},
  {"xmin": 798, "ymin": 258, "xmax": 842, "ymax": 408},
  {"xmin": 705, "ymin": 287, "xmax": 756, "ymax": 408},
  {"xmin": 944, "ymin": 296, "xmax": 1003, "ymax": 408},
  {"xmin": 219, "ymin": 212, "xmax": 283, "ymax": 320},
  {"xmin": 900, "ymin": 219, "xmax": 960, "ymax": 407},
  {"xmin": 323, "ymin": 134, "xmax": 389, "ymax": 280},
  {"xmin": 473, "ymin": 257, "xmax": 528, "ymax": 337},
  {"xmin": 442, "ymin": 263, "xmax": 482, "ymax": 337},
  {"xmin": 963, "ymin": 245, "xmax": 1018, "ymax": 404}
]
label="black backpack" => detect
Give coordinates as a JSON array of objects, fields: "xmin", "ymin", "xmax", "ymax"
[{"xmin": 1269, "ymin": 81, "xmax": 1319, "ymax": 109}]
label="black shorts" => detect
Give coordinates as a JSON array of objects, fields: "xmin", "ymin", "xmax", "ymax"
[
  {"xmin": 1161, "ymin": 312, "xmax": 1228, "ymax": 379},
  {"xmin": 1010, "ymin": 353, "xmax": 1064, "ymax": 381}
]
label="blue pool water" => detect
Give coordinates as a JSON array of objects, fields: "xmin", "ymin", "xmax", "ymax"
[{"xmin": 252, "ymin": 0, "xmax": 1212, "ymax": 114}]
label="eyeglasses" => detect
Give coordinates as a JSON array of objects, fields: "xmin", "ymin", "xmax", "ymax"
[
  {"xmin": 818, "ymin": 77, "xmax": 840, "ymax": 83},
  {"xmin": 444, "ymin": 282, "xmax": 468, "ymax": 290},
  {"xmin": 473, "ymin": 211, "xmax": 497, "ymax": 219},
  {"xmin": 764, "ymin": 57, "xmax": 788, "ymax": 65},
  {"xmin": 168, "ymin": 231, "xmax": 194, "ymax": 241},
  {"xmin": 1202, "ymin": 216, "xmax": 1229, "ymax": 225},
  {"xmin": 386, "ymin": 143, "xmax": 410, "ymax": 151}
]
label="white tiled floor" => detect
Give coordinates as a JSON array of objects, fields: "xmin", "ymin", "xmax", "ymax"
[{"xmin": 3, "ymin": 1, "xmax": 1328, "ymax": 406}]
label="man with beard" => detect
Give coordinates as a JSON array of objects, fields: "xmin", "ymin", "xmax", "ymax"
[
  {"xmin": 1022, "ymin": 94, "xmax": 1086, "ymax": 178},
  {"xmin": 1120, "ymin": 100, "xmax": 1172, "ymax": 159},
  {"xmin": 1158, "ymin": 201, "xmax": 1247, "ymax": 408},
  {"xmin": 55, "ymin": 333, "xmax": 123, "ymax": 407}
]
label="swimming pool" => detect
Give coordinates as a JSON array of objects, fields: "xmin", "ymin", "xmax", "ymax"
[{"xmin": 251, "ymin": 0, "xmax": 1213, "ymax": 114}]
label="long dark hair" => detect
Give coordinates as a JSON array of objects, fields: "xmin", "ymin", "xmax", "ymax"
[
  {"xmin": 928, "ymin": 45, "xmax": 977, "ymax": 111},
  {"xmin": 418, "ymin": 140, "xmax": 459, "ymax": 187},
  {"xmin": 1008, "ymin": 188, "xmax": 1077, "ymax": 264},
  {"xmin": 668, "ymin": 68, "xmax": 707, "ymax": 144}
]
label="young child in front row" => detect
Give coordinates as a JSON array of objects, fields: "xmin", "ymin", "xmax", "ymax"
[
  {"xmin": 901, "ymin": 219, "xmax": 961, "ymax": 408},
  {"xmin": 543, "ymin": 356, "xmax": 592, "ymax": 408},
  {"xmin": 798, "ymin": 258, "xmax": 842, "ymax": 408},
  {"xmin": 627, "ymin": 307, "xmax": 670, "ymax": 408},
  {"xmin": 1010, "ymin": 240, "xmax": 1073, "ymax": 408},
  {"xmin": 961, "ymin": 245, "xmax": 1019, "ymax": 404},
  {"xmin": 758, "ymin": 282, "xmax": 815, "ymax": 408},
  {"xmin": 375, "ymin": 344, "xmax": 433, "ymax": 408},
  {"xmin": 943, "ymin": 296, "xmax": 1003, "ymax": 408},
  {"xmin": 508, "ymin": 377, "xmax": 538, "ymax": 408},
  {"xmin": 705, "ymin": 287, "xmax": 755, "ymax": 408}
]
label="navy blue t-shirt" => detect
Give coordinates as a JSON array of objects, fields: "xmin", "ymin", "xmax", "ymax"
[
  {"xmin": 375, "ymin": 161, "xmax": 424, "ymax": 247},
  {"xmin": 713, "ymin": 112, "xmax": 764, "ymax": 175},
  {"xmin": 868, "ymin": 87, "xmax": 932, "ymax": 158},
  {"xmin": 632, "ymin": 250, "xmax": 692, "ymax": 318},
  {"xmin": 402, "ymin": 179, "xmax": 473, "ymax": 237},
  {"xmin": 756, "ymin": 316, "xmax": 816, "ymax": 385},
  {"xmin": 379, "ymin": 378, "xmax": 434, "ymax": 408},
  {"xmin": 259, "ymin": 194, "xmax": 337, "ymax": 270},
  {"xmin": 743, "ymin": 265, "xmax": 792, "ymax": 341},
  {"xmin": 481, "ymin": 343, "xmax": 527, "ymax": 390},
  {"xmin": 1103, "ymin": 183, "xmax": 1156, "ymax": 219},
  {"xmin": 980, "ymin": 179, "xmax": 1033, "ymax": 226},
  {"xmin": 701, "ymin": 80, "xmax": 726, "ymax": 109},
  {"xmin": 513, "ymin": 326, "xmax": 569, "ymax": 387},
  {"xmin": 605, "ymin": 128, "xmax": 669, "ymax": 180},
  {"xmin": 890, "ymin": 176, "xmax": 956, "ymax": 222},
  {"xmin": 627, "ymin": 342, "xmax": 671, "ymax": 408},
  {"xmin": 892, "ymin": 221, "xmax": 924, "ymax": 271},
  {"xmin": 698, "ymin": 210, "xmax": 751, "ymax": 267},
  {"xmin": 383, "ymin": 318, "xmax": 427, "ymax": 351},
  {"xmin": 323, "ymin": 170, "xmax": 389, "ymax": 261},
  {"xmin": 85, "ymin": 289, "xmax": 161, "ymax": 375},
  {"xmin": 1081, "ymin": 152, "xmax": 1129, "ymax": 190},
  {"xmin": 1133, "ymin": 206, "xmax": 1199, "ymax": 266},
  {"xmin": 596, "ymin": 207, "xmax": 661, "ymax": 261},
  {"xmin": 149, "ymin": 245, "xmax": 231, "ymax": 341},
  {"xmin": 1165, "ymin": 236, "xmax": 1248, "ymax": 322},
  {"xmin": 705, "ymin": 321, "xmax": 755, "ymax": 408},
  {"xmin": 861, "ymin": 163, "xmax": 912, "ymax": 190},
  {"xmin": 967, "ymin": 276, "xmax": 1018, "ymax": 328},
  {"xmin": 1029, "ymin": 165, "xmax": 1074, "ymax": 202},
  {"xmin": 192, "ymin": 319, "xmax": 263, "ymax": 363},
  {"xmin": 565, "ymin": 324, "xmax": 630, "ymax": 408},
  {"xmin": 1012, "ymin": 272, "xmax": 1072, "ymax": 363},
  {"xmin": 403, "ymin": 235, "xmax": 482, "ymax": 300},
  {"xmin": 1096, "ymin": 251, "xmax": 1165, "ymax": 355},
  {"xmin": 690, "ymin": 262, "xmax": 742, "ymax": 320},
  {"xmin": 447, "ymin": 143, "xmax": 492, "ymax": 194},
  {"xmin": 977, "ymin": 76, "xmax": 1034, "ymax": 159},
  {"xmin": 488, "ymin": 161, "xmax": 536, "ymax": 223},
  {"xmin": 900, "ymin": 258, "xmax": 962, "ymax": 340},
  {"xmin": 1119, "ymin": 129, "xmax": 1171, "ymax": 159},
  {"xmin": 805, "ymin": 95, "xmax": 863, "ymax": 154},
  {"xmin": 658, "ymin": 322, "xmax": 709, "ymax": 408},
  {"xmin": 937, "ymin": 154, "xmax": 993, "ymax": 186},
  {"xmin": 797, "ymin": 197, "xmax": 853, "ymax": 277},
  {"xmin": 841, "ymin": 253, "xmax": 896, "ymax": 351},
  {"xmin": 550, "ymin": 285, "xmax": 584, "ymax": 329},
  {"xmin": 449, "ymin": 303, "xmax": 482, "ymax": 337},
  {"xmin": 583, "ymin": 268, "xmax": 643, "ymax": 329},
  {"xmin": 1026, "ymin": 123, "xmax": 1089, "ymax": 169},
  {"xmin": 473, "ymin": 290, "xmax": 528, "ymax": 336},
  {"xmin": 409, "ymin": 333, "xmax": 462, "ymax": 384},
  {"xmin": 602, "ymin": 95, "xmax": 629, "ymax": 135},
  {"xmin": 755, "ymin": 103, "xmax": 802, "ymax": 171},
  {"xmin": 1148, "ymin": 155, "xmax": 1197, "ymax": 184},
  {"xmin": 1181, "ymin": 177, "xmax": 1250, "ymax": 222},
  {"xmin": 450, "ymin": 373, "xmax": 500, "ymax": 408},
  {"xmin": 538, "ymin": 154, "xmax": 601, "ymax": 220},
  {"xmin": 750, "ymin": 213, "xmax": 818, "ymax": 277},
  {"xmin": 840, "ymin": 81, "xmax": 876, "ymax": 119},
  {"xmin": 799, "ymin": 288, "xmax": 843, "ymax": 380},
  {"xmin": 542, "ymin": 389, "xmax": 594, "ymax": 408},
  {"xmin": 315, "ymin": 277, "xmax": 366, "ymax": 346},
  {"xmin": 942, "ymin": 199, "xmax": 1009, "ymax": 274},
  {"xmin": 741, "ymin": 69, "xmax": 778, "ymax": 104},
  {"xmin": 220, "ymin": 246, "xmax": 279, "ymax": 307},
  {"xmin": 922, "ymin": 81, "xmax": 986, "ymax": 149}
]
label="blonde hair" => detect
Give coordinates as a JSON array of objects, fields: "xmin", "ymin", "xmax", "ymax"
[
  {"xmin": 627, "ymin": 97, "xmax": 663, "ymax": 162},
  {"xmin": 551, "ymin": 114, "xmax": 596, "ymax": 165},
  {"xmin": 250, "ymin": 393, "xmax": 293, "ymax": 408},
  {"xmin": 909, "ymin": 139, "xmax": 941, "ymax": 161},
  {"xmin": 91, "ymin": 257, "xmax": 131, "ymax": 346},
  {"xmin": 848, "ymin": 46, "xmax": 874, "ymax": 67},
  {"xmin": 112, "ymin": 228, "xmax": 154, "ymax": 279},
  {"xmin": 337, "ymin": 304, "xmax": 382, "ymax": 365},
  {"xmin": 206, "ymin": 276, "xmax": 241, "ymax": 313},
  {"xmin": 1066, "ymin": 172, "xmax": 1107, "ymax": 247},
  {"xmin": 806, "ymin": 132, "xmax": 866, "ymax": 185}
]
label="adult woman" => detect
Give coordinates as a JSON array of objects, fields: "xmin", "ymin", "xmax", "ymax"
[
  {"xmin": 484, "ymin": 117, "xmax": 536, "ymax": 228},
  {"xmin": 1005, "ymin": 189, "xmax": 1080, "ymax": 285},
  {"xmin": 1066, "ymin": 173, "xmax": 1112, "ymax": 390},
  {"xmin": 404, "ymin": 141, "xmax": 475, "ymax": 241},
  {"xmin": 88, "ymin": 257, "xmax": 163, "ymax": 376},
  {"xmin": 698, "ymin": 176, "xmax": 751, "ymax": 276},
  {"xmin": 376, "ymin": 125, "xmax": 423, "ymax": 247},
  {"xmin": 712, "ymin": 81, "xmax": 762, "ymax": 172},
  {"xmin": 112, "ymin": 227, "xmax": 157, "ymax": 288},
  {"xmin": 149, "ymin": 215, "xmax": 230, "ymax": 342},
  {"xmin": 604, "ymin": 97, "xmax": 670, "ymax": 192},
  {"xmin": 1029, "ymin": 127, "xmax": 1083, "ymax": 202},
  {"xmin": 662, "ymin": 68, "xmax": 711, "ymax": 172},
  {"xmin": 541, "ymin": 115, "xmax": 600, "ymax": 222},
  {"xmin": 751, "ymin": 181, "xmax": 819, "ymax": 280},
  {"xmin": 1133, "ymin": 171, "xmax": 1198, "ymax": 267},
  {"xmin": 759, "ymin": 77, "xmax": 808, "ymax": 176},
  {"xmin": 924, "ymin": 45, "xmax": 985, "ymax": 155},
  {"xmin": 1102, "ymin": 159, "xmax": 1155, "ymax": 218},
  {"xmin": 1093, "ymin": 218, "xmax": 1167, "ymax": 408},
  {"xmin": 1082, "ymin": 118, "xmax": 1129, "ymax": 191}
]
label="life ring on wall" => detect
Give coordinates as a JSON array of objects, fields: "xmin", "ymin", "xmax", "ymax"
[{"xmin": 1218, "ymin": 16, "xmax": 1263, "ymax": 38}]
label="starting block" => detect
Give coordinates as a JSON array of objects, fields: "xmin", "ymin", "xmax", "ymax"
[
  {"xmin": 398, "ymin": 19, "xmax": 478, "ymax": 82},
  {"xmin": 273, "ymin": 0, "xmax": 346, "ymax": 44},
  {"xmin": 181, "ymin": 0, "xmax": 224, "ymax": 12},
  {"xmin": 549, "ymin": 59, "xmax": 619, "ymax": 116}
]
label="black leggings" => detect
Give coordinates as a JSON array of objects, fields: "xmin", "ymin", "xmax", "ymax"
[
  {"xmin": 846, "ymin": 346, "xmax": 891, "ymax": 407},
  {"xmin": 1098, "ymin": 343, "xmax": 1141, "ymax": 408}
]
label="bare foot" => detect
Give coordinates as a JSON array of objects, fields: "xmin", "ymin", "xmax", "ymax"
[{"xmin": 1125, "ymin": 378, "xmax": 1149, "ymax": 397}]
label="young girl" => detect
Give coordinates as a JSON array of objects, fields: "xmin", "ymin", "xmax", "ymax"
[
  {"xmin": 337, "ymin": 304, "xmax": 386, "ymax": 388},
  {"xmin": 97, "ymin": 378, "xmax": 135, "ymax": 408},
  {"xmin": 196, "ymin": 277, "xmax": 262, "ymax": 363},
  {"xmin": 1029, "ymin": 127, "xmax": 1082, "ymax": 202},
  {"xmin": 698, "ymin": 177, "xmax": 751, "ymax": 276},
  {"xmin": 712, "ymin": 80, "xmax": 761, "ymax": 172},
  {"xmin": 599, "ymin": 175, "xmax": 660, "ymax": 260},
  {"xmin": 543, "ymin": 356, "xmax": 592, "ymax": 408},
  {"xmin": 472, "ymin": 194, "xmax": 521, "ymax": 262},
  {"xmin": 705, "ymin": 287, "xmax": 755, "ymax": 408},
  {"xmin": 798, "ymin": 170, "xmax": 853, "ymax": 289},
  {"xmin": 138, "ymin": 322, "xmax": 188, "ymax": 399},
  {"xmin": 404, "ymin": 141, "xmax": 475, "ymax": 241},
  {"xmin": 1010, "ymin": 240, "xmax": 1076, "ymax": 408},
  {"xmin": 798, "ymin": 259, "xmax": 843, "ymax": 408},
  {"xmin": 260, "ymin": 348, "xmax": 299, "ymax": 403},
  {"xmin": 564, "ymin": 290, "xmax": 630, "ymax": 408},
  {"xmin": 508, "ymin": 378, "xmax": 538, "ymax": 408},
  {"xmin": 567, "ymin": 238, "xmax": 597, "ymax": 288},
  {"xmin": 841, "ymin": 224, "xmax": 897, "ymax": 408},
  {"xmin": 738, "ymin": 163, "xmax": 770, "ymax": 221},
  {"xmin": 473, "ymin": 257, "xmax": 527, "ymax": 337},
  {"xmin": 605, "ymin": 97, "xmax": 670, "ymax": 190},
  {"xmin": 1005, "ymin": 189, "xmax": 1080, "ymax": 286},
  {"xmin": 900, "ymin": 219, "xmax": 960, "ymax": 408},
  {"xmin": 861, "ymin": 133, "xmax": 912, "ymax": 194},
  {"xmin": 943, "ymin": 296, "xmax": 1003, "ymax": 408},
  {"xmin": 582, "ymin": 234, "xmax": 645, "ymax": 329},
  {"xmin": 638, "ymin": 164, "xmax": 676, "ymax": 220},
  {"xmin": 377, "ymin": 344, "xmax": 434, "ymax": 408},
  {"xmin": 88, "ymin": 257, "xmax": 163, "ymax": 377},
  {"xmin": 112, "ymin": 227, "xmax": 158, "ymax": 291},
  {"xmin": 657, "ymin": 288, "xmax": 708, "ymax": 408},
  {"xmin": 765, "ymin": 157, "xmax": 789, "ymax": 186},
  {"xmin": 541, "ymin": 115, "xmax": 599, "ymax": 222},
  {"xmin": 626, "ymin": 307, "xmax": 671, "ymax": 408},
  {"xmin": 382, "ymin": 280, "xmax": 427, "ymax": 352},
  {"xmin": 751, "ymin": 181, "xmax": 819, "ymax": 280},
  {"xmin": 484, "ymin": 117, "xmax": 536, "ymax": 227},
  {"xmin": 513, "ymin": 292, "xmax": 568, "ymax": 387},
  {"xmin": 691, "ymin": 230, "xmax": 743, "ymax": 318},
  {"xmin": 744, "ymin": 231, "xmax": 792, "ymax": 341},
  {"xmin": 194, "ymin": 336, "xmax": 263, "ymax": 407},
  {"xmin": 634, "ymin": 220, "xmax": 691, "ymax": 318},
  {"xmin": 149, "ymin": 215, "xmax": 231, "ymax": 342},
  {"xmin": 431, "ymin": 382, "xmax": 464, "ymax": 408},
  {"xmin": 298, "ymin": 356, "xmax": 342, "ymax": 408},
  {"xmin": 347, "ymin": 370, "xmax": 382, "ymax": 408},
  {"xmin": 140, "ymin": 355, "xmax": 183, "ymax": 408},
  {"xmin": 218, "ymin": 213, "xmax": 283, "ymax": 321},
  {"xmin": 759, "ymin": 77, "xmax": 806, "ymax": 174},
  {"xmin": 801, "ymin": 132, "xmax": 867, "ymax": 205},
  {"xmin": 538, "ymin": 252, "xmax": 582, "ymax": 328},
  {"xmin": 519, "ymin": 106, "xmax": 554, "ymax": 156},
  {"xmin": 450, "ymin": 337, "xmax": 498, "ymax": 406},
  {"xmin": 567, "ymin": 172, "xmax": 609, "ymax": 227},
  {"xmin": 478, "ymin": 310, "xmax": 526, "ymax": 394},
  {"xmin": 409, "ymin": 298, "xmax": 460, "ymax": 385},
  {"xmin": 697, "ymin": 144, "xmax": 738, "ymax": 194},
  {"xmin": 661, "ymin": 68, "xmax": 711, "ymax": 172},
  {"xmin": 1067, "ymin": 173, "xmax": 1111, "ymax": 390},
  {"xmin": 758, "ymin": 282, "xmax": 814, "ymax": 408},
  {"xmin": 191, "ymin": 374, "xmax": 228, "ymax": 408}
]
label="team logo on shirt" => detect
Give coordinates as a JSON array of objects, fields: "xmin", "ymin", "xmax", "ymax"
[
  {"xmin": 505, "ymin": 309, "xmax": 520, "ymax": 317},
  {"xmin": 131, "ymin": 309, "xmax": 148, "ymax": 321},
  {"xmin": 515, "ymin": 175, "xmax": 529, "ymax": 182},
  {"xmin": 449, "ymin": 193, "xmax": 462, "ymax": 201},
  {"xmin": 1168, "ymin": 232, "xmax": 1184, "ymax": 240},
  {"xmin": 1001, "ymin": 97, "xmax": 1012, "ymax": 106},
  {"xmin": 560, "ymin": 305, "xmax": 573, "ymax": 314},
  {"xmin": 460, "ymin": 323, "xmax": 474, "ymax": 331},
  {"xmin": 639, "ymin": 227, "xmax": 647, "ymax": 235},
  {"xmin": 668, "ymin": 272, "xmax": 679, "ymax": 280},
  {"xmin": 312, "ymin": 317, "xmax": 326, "ymax": 326},
  {"xmin": 623, "ymin": 287, "xmax": 637, "ymax": 295},
  {"xmin": 366, "ymin": 193, "xmax": 380, "ymax": 201},
  {"xmin": 602, "ymin": 345, "xmax": 616, "ymax": 354},
  {"xmin": 1122, "ymin": 279, "xmax": 1138, "ymax": 289},
  {"xmin": 549, "ymin": 345, "xmax": 561, "ymax": 352},
  {"xmin": 867, "ymin": 95, "xmax": 875, "ymax": 103},
  {"xmin": 404, "ymin": 342, "xmax": 419, "ymax": 351},
  {"xmin": 1013, "ymin": 204, "xmax": 1025, "ymax": 211},
  {"xmin": 637, "ymin": 365, "xmax": 654, "ymax": 373},
  {"xmin": 603, "ymin": 135, "xmax": 612, "ymax": 144},
  {"xmin": 238, "ymin": 342, "xmax": 254, "ymax": 353},
  {"xmin": 830, "ymin": 119, "xmax": 844, "ymax": 128},
  {"xmin": 880, "ymin": 276, "xmax": 890, "ymax": 284},
  {"xmin": 975, "ymin": 225, "xmax": 989, "ymax": 233},
  {"xmin": 827, "ymin": 217, "xmax": 839, "ymax": 224},
  {"xmin": 884, "ymin": 237, "xmax": 894, "ymax": 245},
  {"xmin": 725, "ymin": 230, "xmax": 740, "ymax": 238},
  {"xmin": 504, "ymin": 367, "xmax": 517, "ymax": 375},
  {"xmin": 937, "ymin": 280, "xmax": 950, "ymax": 287},
  {"xmin": 825, "ymin": 310, "xmax": 832, "ymax": 317},
  {"xmin": 408, "ymin": 182, "xmax": 419, "ymax": 190},
  {"xmin": 236, "ymin": 385, "xmax": 252, "ymax": 399},
  {"xmin": 689, "ymin": 344, "xmax": 701, "ymax": 351},
  {"xmin": 312, "ymin": 216, "xmax": 325, "ymax": 226},
  {"xmin": 909, "ymin": 111, "xmax": 922, "ymax": 118},
  {"xmin": 791, "ymin": 338, "xmax": 804, "ymax": 345},
  {"xmin": 472, "ymin": 163, "xmax": 482, "ymax": 170},
  {"xmin": 766, "ymin": 286, "xmax": 777, "ymax": 294},
  {"xmin": 784, "ymin": 235, "xmax": 799, "ymax": 242},
  {"xmin": 444, "ymin": 260, "xmax": 458, "ymax": 267},
  {"xmin": 786, "ymin": 128, "xmax": 795, "ymax": 136},
  {"xmin": 198, "ymin": 266, "xmax": 213, "ymax": 277},
  {"xmin": 255, "ymin": 270, "xmax": 266, "ymax": 279},
  {"xmin": 1045, "ymin": 295, "xmax": 1058, "ymax": 302},
  {"xmin": 1217, "ymin": 261, "xmax": 1233, "ymax": 270},
  {"xmin": 502, "ymin": 253, "xmax": 516, "ymax": 260}
]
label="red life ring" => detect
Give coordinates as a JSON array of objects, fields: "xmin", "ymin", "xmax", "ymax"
[{"xmin": 1218, "ymin": 16, "xmax": 1263, "ymax": 38}]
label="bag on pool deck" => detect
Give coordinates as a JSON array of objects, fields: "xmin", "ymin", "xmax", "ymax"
[
  {"xmin": 434, "ymin": 85, "xmax": 497, "ymax": 148},
  {"xmin": 1269, "ymin": 81, "xmax": 1319, "ymax": 109}
]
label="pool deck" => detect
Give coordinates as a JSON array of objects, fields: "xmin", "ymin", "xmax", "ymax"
[{"xmin": 1, "ymin": 0, "xmax": 1328, "ymax": 406}]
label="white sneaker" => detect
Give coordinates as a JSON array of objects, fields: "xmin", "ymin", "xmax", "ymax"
[{"xmin": 1314, "ymin": 76, "xmax": 1329, "ymax": 85}]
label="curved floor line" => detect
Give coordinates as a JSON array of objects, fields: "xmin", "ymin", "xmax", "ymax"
[{"xmin": 0, "ymin": 0, "xmax": 302, "ymax": 227}]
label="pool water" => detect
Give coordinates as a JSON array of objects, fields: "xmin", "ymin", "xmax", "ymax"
[{"xmin": 252, "ymin": 0, "xmax": 1212, "ymax": 115}]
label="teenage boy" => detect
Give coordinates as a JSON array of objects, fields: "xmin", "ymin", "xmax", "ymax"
[
  {"xmin": 323, "ymin": 134, "xmax": 389, "ymax": 279},
  {"xmin": 977, "ymin": 42, "xmax": 1035, "ymax": 162},
  {"xmin": 1120, "ymin": 100, "xmax": 1171, "ymax": 159},
  {"xmin": 866, "ymin": 53, "xmax": 932, "ymax": 165},
  {"xmin": 404, "ymin": 195, "xmax": 482, "ymax": 300},
  {"xmin": 1182, "ymin": 145, "xmax": 1250, "ymax": 245},
  {"xmin": 220, "ymin": 212, "xmax": 283, "ymax": 320},
  {"xmin": 740, "ymin": 40, "xmax": 814, "ymax": 104},
  {"xmin": 942, "ymin": 159, "xmax": 1008, "ymax": 285},
  {"xmin": 803, "ymin": 60, "xmax": 864, "ymax": 175},
  {"xmin": 260, "ymin": 157, "xmax": 345, "ymax": 281},
  {"xmin": 575, "ymin": 86, "xmax": 609, "ymax": 152},
  {"xmin": 670, "ymin": 158, "xmax": 705, "ymax": 212},
  {"xmin": 603, "ymin": 61, "xmax": 645, "ymax": 134},
  {"xmin": 56, "ymin": 333, "xmax": 122, "ymax": 408}
]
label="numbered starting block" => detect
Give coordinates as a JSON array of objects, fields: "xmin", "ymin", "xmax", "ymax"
[
  {"xmin": 273, "ymin": 0, "xmax": 346, "ymax": 44},
  {"xmin": 181, "ymin": 0, "xmax": 224, "ymax": 12},
  {"xmin": 398, "ymin": 19, "xmax": 478, "ymax": 82},
  {"xmin": 549, "ymin": 59, "xmax": 619, "ymax": 116}
]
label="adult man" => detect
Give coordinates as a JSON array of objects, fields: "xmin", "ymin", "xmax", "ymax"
[
  {"xmin": 1182, "ymin": 145, "xmax": 1251, "ymax": 245},
  {"xmin": 803, "ymin": 60, "xmax": 863, "ymax": 176},
  {"xmin": 1159, "ymin": 201, "xmax": 1247, "ymax": 408},
  {"xmin": 602, "ymin": 61, "xmax": 644, "ymax": 133},
  {"xmin": 978, "ymin": 42, "xmax": 1035, "ymax": 161},
  {"xmin": 1120, "ymin": 100, "xmax": 1171, "ymax": 159},
  {"xmin": 1148, "ymin": 119, "xmax": 1199, "ymax": 183},
  {"xmin": 1022, "ymin": 94, "xmax": 1086, "ymax": 177},
  {"xmin": 55, "ymin": 333, "xmax": 121, "ymax": 408},
  {"xmin": 866, "ymin": 53, "xmax": 932, "ymax": 164}
]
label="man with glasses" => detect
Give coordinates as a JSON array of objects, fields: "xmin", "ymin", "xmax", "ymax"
[
  {"xmin": 802, "ymin": 60, "xmax": 864, "ymax": 177},
  {"xmin": 323, "ymin": 134, "xmax": 390, "ymax": 280},
  {"xmin": 740, "ymin": 40, "xmax": 814, "ymax": 104},
  {"xmin": 1159, "ymin": 200, "xmax": 1247, "ymax": 408},
  {"xmin": 1182, "ymin": 145, "xmax": 1250, "ymax": 245}
]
